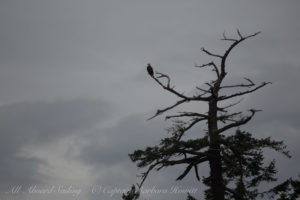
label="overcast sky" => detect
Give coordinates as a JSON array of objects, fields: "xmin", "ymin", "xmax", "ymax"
[{"xmin": 0, "ymin": 1, "xmax": 299, "ymax": 200}]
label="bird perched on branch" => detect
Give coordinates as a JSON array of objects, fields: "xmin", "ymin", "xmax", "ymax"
[{"xmin": 147, "ymin": 63, "xmax": 154, "ymax": 77}]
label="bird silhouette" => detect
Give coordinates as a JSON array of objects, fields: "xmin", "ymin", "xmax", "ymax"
[{"xmin": 147, "ymin": 63, "xmax": 154, "ymax": 77}]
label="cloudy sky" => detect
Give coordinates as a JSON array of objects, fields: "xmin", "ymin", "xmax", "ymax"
[{"xmin": 0, "ymin": 1, "xmax": 299, "ymax": 200}]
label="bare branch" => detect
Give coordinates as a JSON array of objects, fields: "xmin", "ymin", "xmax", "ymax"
[
  {"xmin": 165, "ymin": 112, "xmax": 208, "ymax": 120},
  {"xmin": 217, "ymin": 98, "xmax": 244, "ymax": 112},
  {"xmin": 179, "ymin": 149, "xmax": 209, "ymax": 157},
  {"xmin": 243, "ymin": 77, "xmax": 255, "ymax": 85},
  {"xmin": 222, "ymin": 30, "xmax": 226, "ymax": 39},
  {"xmin": 183, "ymin": 118, "xmax": 206, "ymax": 133},
  {"xmin": 201, "ymin": 47, "xmax": 223, "ymax": 58},
  {"xmin": 155, "ymin": 72, "xmax": 171, "ymax": 87},
  {"xmin": 217, "ymin": 112, "xmax": 242, "ymax": 123},
  {"xmin": 137, "ymin": 163, "xmax": 158, "ymax": 189},
  {"xmin": 237, "ymin": 29, "xmax": 243, "ymax": 39},
  {"xmin": 221, "ymin": 30, "xmax": 238, "ymax": 42},
  {"xmin": 162, "ymin": 157, "xmax": 195, "ymax": 165},
  {"xmin": 195, "ymin": 61, "xmax": 220, "ymax": 77},
  {"xmin": 196, "ymin": 86, "xmax": 212, "ymax": 97},
  {"xmin": 161, "ymin": 155, "xmax": 208, "ymax": 169},
  {"xmin": 174, "ymin": 117, "xmax": 209, "ymax": 141},
  {"xmin": 176, "ymin": 157, "xmax": 208, "ymax": 181},
  {"xmin": 242, "ymin": 31, "xmax": 261, "ymax": 40},
  {"xmin": 154, "ymin": 72, "xmax": 188, "ymax": 99},
  {"xmin": 205, "ymin": 82, "xmax": 214, "ymax": 88},
  {"xmin": 148, "ymin": 69, "xmax": 214, "ymax": 120},
  {"xmin": 217, "ymin": 109, "xmax": 260, "ymax": 134},
  {"xmin": 176, "ymin": 164, "xmax": 193, "ymax": 181},
  {"xmin": 219, "ymin": 82, "xmax": 271, "ymax": 101},
  {"xmin": 220, "ymin": 31, "xmax": 261, "ymax": 76},
  {"xmin": 194, "ymin": 165, "xmax": 200, "ymax": 181},
  {"xmin": 196, "ymin": 86, "xmax": 210, "ymax": 93},
  {"xmin": 220, "ymin": 77, "xmax": 255, "ymax": 89},
  {"xmin": 148, "ymin": 99, "xmax": 186, "ymax": 120},
  {"xmin": 221, "ymin": 38, "xmax": 238, "ymax": 42},
  {"xmin": 150, "ymin": 71, "xmax": 210, "ymax": 102},
  {"xmin": 137, "ymin": 155, "xmax": 207, "ymax": 188}
]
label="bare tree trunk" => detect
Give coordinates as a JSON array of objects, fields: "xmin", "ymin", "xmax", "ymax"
[
  {"xmin": 209, "ymin": 148, "xmax": 224, "ymax": 200},
  {"xmin": 208, "ymin": 99, "xmax": 224, "ymax": 200}
]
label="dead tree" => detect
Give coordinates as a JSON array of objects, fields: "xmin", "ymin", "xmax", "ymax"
[{"xmin": 128, "ymin": 30, "xmax": 270, "ymax": 200}]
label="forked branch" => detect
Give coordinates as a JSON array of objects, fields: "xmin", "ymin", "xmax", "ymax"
[
  {"xmin": 148, "ymin": 99, "xmax": 186, "ymax": 120},
  {"xmin": 220, "ymin": 31, "xmax": 261, "ymax": 75},
  {"xmin": 220, "ymin": 77, "xmax": 255, "ymax": 89},
  {"xmin": 217, "ymin": 98, "xmax": 244, "ymax": 112},
  {"xmin": 201, "ymin": 47, "xmax": 223, "ymax": 59},
  {"xmin": 195, "ymin": 61, "xmax": 220, "ymax": 77},
  {"xmin": 217, "ymin": 109, "xmax": 261, "ymax": 134},
  {"xmin": 219, "ymin": 82, "xmax": 271, "ymax": 101},
  {"xmin": 137, "ymin": 155, "xmax": 208, "ymax": 188}
]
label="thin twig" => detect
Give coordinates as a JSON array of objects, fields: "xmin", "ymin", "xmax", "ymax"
[{"xmin": 201, "ymin": 47, "xmax": 223, "ymax": 58}]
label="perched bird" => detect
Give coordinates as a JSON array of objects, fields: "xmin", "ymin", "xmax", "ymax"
[{"xmin": 147, "ymin": 63, "xmax": 154, "ymax": 77}]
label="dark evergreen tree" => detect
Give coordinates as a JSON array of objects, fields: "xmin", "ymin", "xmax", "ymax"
[
  {"xmin": 186, "ymin": 129, "xmax": 300, "ymax": 200},
  {"xmin": 267, "ymin": 176, "xmax": 300, "ymax": 200},
  {"xmin": 205, "ymin": 129, "xmax": 290, "ymax": 200},
  {"xmin": 122, "ymin": 31, "xmax": 299, "ymax": 200}
]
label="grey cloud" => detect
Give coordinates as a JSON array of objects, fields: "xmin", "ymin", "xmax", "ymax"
[
  {"xmin": 0, "ymin": 99, "xmax": 110, "ymax": 145},
  {"xmin": 0, "ymin": 99, "xmax": 110, "ymax": 193},
  {"xmin": 79, "ymin": 113, "xmax": 166, "ymax": 166}
]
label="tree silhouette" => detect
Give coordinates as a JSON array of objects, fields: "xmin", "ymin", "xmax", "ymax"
[
  {"xmin": 204, "ymin": 129, "xmax": 290, "ymax": 200},
  {"xmin": 122, "ymin": 30, "xmax": 299, "ymax": 200}
]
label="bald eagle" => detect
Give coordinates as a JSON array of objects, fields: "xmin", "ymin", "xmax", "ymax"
[{"xmin": 147, "ymin": 63, "xmax": 154, "ymax": 77}]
